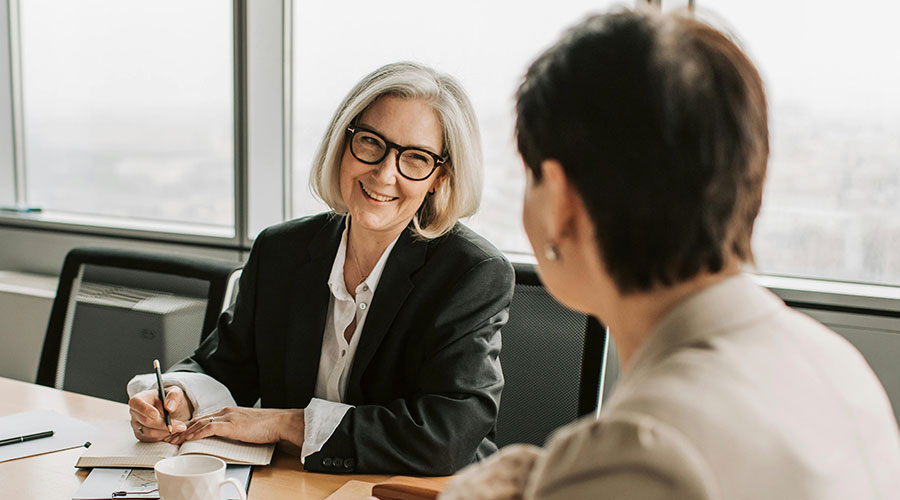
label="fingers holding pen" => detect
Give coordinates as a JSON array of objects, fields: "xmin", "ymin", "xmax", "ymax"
[
  {"xmin": 161, "ymin": 386, "xmax": 193, "ymax": 422},
  {"xmin": 129, "ymin": 410, "xmax": 188, "ymax": 443},
  {"xmin": 129, "ymin": 410, "xmax": 169, "ymax": 442},
  {"xmin": 128, "ymin": 389, "xmax": 187, "ymax": 442}
]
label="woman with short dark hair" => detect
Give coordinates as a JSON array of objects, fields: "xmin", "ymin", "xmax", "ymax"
[{"xmin": 441, "ymin": 9, "xmax": 900, "ymax": 499}]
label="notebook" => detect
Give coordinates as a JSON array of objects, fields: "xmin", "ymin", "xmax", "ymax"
[{"xmin": 75, "ymin": 420, "xmax": 274, "ymax": 468}]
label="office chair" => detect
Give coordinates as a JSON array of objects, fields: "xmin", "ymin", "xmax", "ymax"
[
  {"xmin": 36, "ymin": 247, "xmax": 242, "ymax": 403},
  {"xmin": 494, "ymin": 262, "xmax": 613, "ymax": 448}
]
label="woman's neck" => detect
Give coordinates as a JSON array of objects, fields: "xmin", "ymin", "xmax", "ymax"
[{"xmin": 346, "ymin": 218, "xmax": 404, "ymax": 276}]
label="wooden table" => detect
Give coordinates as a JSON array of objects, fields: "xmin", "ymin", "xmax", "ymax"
[{"xmin": 0, "ymin": 377, "xmax": 440, "ymax": 499}]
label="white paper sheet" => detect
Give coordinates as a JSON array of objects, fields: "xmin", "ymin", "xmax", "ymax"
[
  {"xmin": 0, "ymin": 409, "xmax": 100, "ymax": 462},
  {"xmin": 72, "ymin": 465, "xmax": 252, "ymax": 499}
]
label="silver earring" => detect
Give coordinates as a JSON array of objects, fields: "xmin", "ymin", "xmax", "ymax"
[{"xmin": 544, "ymin": 242, "xmax": 561, "ymax": 261}]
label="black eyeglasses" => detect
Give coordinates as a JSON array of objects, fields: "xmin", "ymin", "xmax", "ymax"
[{"xmin": 346, "ymin": 125, "xmax": 446, "ymax": 181}]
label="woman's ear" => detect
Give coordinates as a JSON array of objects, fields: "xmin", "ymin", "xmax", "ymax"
[
  {"xmin": 539, "ymin": 159, "xmax": 582, "ymax": 244},
  {"xmin": 430, "ymin": 168, "xmax": 449, "ymax": 195}
]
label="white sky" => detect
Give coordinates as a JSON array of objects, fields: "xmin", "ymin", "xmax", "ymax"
[
  {"xmin": 19, "ymin": 0, "xmax": 231, "ymax": 118},
  {"xmin": 700, "ymin": 0, "xmax": 900, "ymax": 115}
]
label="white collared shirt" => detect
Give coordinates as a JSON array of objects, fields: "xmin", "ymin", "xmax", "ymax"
[
  {"xmin": 303, "ymin": 220, "xmax": 398, "ymax": 458},
  {"xmin": 127, "ymin": 217, "xmax": 399, "ymax": 462}
]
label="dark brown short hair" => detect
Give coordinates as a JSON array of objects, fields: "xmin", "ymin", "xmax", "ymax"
[{"xmin": 516, "ymin": 10, "xmax": 769, "ymax": 293}]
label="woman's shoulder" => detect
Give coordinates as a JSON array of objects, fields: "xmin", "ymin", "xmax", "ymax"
[
  {"xmin": 408, "ymin": 223, "xmax": 514, "ymax": 291},
  {"xmin": 425, "ymin": 222, "xmax": 508, "ymax": 264}
]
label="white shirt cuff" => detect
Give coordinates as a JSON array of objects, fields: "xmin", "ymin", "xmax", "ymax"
[
  {"xmin": 301, "ymin": 397, "xmax": 353, "ymax": 463},
  {"xmin": 126, "ymin": 372, "xmax": 236, "ymax": 417}
]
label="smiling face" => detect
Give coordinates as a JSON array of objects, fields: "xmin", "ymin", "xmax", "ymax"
[{"xmin": 339, "ymin": 95, "xmax": 445, "ymax": 241}]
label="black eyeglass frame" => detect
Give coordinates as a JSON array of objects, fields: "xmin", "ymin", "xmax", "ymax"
[{"xmin": 346, "ymin": 125, "xmax": 447, "ymax": 181}]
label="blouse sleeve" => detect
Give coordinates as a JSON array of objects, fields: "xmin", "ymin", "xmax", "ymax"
[{"xmin": 524, "ymin": 412, "xmax": 716, "ymax": 500}]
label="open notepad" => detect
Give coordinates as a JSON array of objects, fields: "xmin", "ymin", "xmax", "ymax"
[{"xmin": 75, "ymin": 420, "xmax": 275, "ymax": 468}]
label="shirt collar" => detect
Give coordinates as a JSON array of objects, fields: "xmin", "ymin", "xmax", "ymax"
[{"xmin": 624, "ymin": 273, "xmax": 784, "ymax": 380}]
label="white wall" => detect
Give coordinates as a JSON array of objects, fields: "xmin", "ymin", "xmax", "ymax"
[
  {"xmin": 0, "ymin": 226, "xmax": 243, "ymax": 276},
  {"xmin": 0, "ymin": 271, "xmax": 55, "ymax": 382}
]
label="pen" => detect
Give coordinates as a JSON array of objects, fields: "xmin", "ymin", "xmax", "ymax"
[
  {"xmin": 0, "ymin": 206, "xmax": 42, "ymax": 214},
  {"xmin": 153, "ymin": 359, "xmax": 173, "ymax": 434},
  {"xmin": 0, "ymin": 430, "xmax": 54, "ymax": 447}
]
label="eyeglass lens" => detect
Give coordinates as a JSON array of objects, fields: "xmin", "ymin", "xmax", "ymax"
[{"xmin": 351, "ymin": 130, "xmax": 436, "ymax": 180}]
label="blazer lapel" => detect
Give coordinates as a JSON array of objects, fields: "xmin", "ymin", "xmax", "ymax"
[
  {"xmin": 345, "ymin": 228, "xmax": 427, "ymax": 402},
  {"xmin": 283, "ymin": 215, "xmax": 344, "ymax": 408}
]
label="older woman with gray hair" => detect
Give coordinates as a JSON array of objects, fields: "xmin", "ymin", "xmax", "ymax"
[{"xmin": 126, "ymin": 62, "xmax": 513, "ymax": 475}]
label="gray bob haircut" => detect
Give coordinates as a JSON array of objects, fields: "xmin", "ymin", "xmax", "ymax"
[{"xmin": 309, "ymin": 62, "xmax": 483, "ymax": 239}]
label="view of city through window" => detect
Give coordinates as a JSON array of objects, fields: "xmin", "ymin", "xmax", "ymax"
[
  {"xmin": 296, "ymin": 1, "xmax": 900, "ymax": 286},
  {"xmin": 704, "ymin": 1, "xmax": 900, "ymax": 286},
  {"xmin": 19, "ymin": 0, "xmax": 234, "ymax": 231},
  {"xmin": 14, "ymin": 1, "xmax": 898, "ymax": 286},
  {"xmin": 292, "ymin": 0, "xmax": 621, "ymax": 255}
]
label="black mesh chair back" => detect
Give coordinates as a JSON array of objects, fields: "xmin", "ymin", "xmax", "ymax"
[
  {"xmin": 494, "ymin": 262, "xmax": 611, "ymax": 448},
  {"xmin": 36, "ymin": 247, "xmax": 242, "ymax": 402}
]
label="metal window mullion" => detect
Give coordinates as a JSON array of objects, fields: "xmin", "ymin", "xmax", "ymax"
[
  {"xmin": 245, "ymin": 0, "xmax": 288, "ymax": 241},
  {"xmin": 234, "ymin": 0, "xmax": 249, "ymax": 249},
  {"xmin": 0, "ymin": 0, "xmax": 13, "ymax": 207},
  {"xmin": 281, "ymin": 0, "xmax": 292, "ymax": 221},
  {"xmin": 4, "ymin": 0, "xmax": 26, "ymax": 207}
]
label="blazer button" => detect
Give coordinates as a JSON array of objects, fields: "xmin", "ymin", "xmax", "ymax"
[
  {"xmin": 343, "ymin": 458, "xmax": 355, "ymax": 470},
  {"xmin": 322, "ymin": 457, "xmax": 332, "ymax": 467},
  {"xmin": 333, "ymin": 458, "xmax": 343, "ymax": 468}
]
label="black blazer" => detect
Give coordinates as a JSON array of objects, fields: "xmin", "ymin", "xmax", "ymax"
[{"xmin": 172, "ymin": 213, "xmax": 513, "ymax": 475}]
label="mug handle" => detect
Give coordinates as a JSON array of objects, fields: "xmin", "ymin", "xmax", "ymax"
[{"xmin": 218, "ymin": 477, "xmax": 247, "ymax": 500}]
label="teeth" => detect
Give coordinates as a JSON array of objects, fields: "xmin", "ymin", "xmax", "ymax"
[{"xmin": 360, "ymin": 181, "xmax": 397, "ymax": 202}]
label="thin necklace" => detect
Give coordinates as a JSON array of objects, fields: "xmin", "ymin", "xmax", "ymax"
[{"xmin": 350, "ymin": 240, "xmax": 369, "ymax": 288}]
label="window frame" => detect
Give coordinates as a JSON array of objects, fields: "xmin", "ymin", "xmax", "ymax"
[
  {"xmin": 0, "ymin": 0, "xmax": 293, "ymax": 252},
  {"xmin": 0, "ymin": 0, "xmax": 20, "ymax": 207},
  {"xmin": 0, "ymin": 0, "xmax": 897, "ymax": 317}
]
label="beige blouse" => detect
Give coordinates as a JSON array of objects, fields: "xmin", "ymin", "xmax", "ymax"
[{"xmin": 441, "ymin": 274, "xmax": 900, "ymax": 500}]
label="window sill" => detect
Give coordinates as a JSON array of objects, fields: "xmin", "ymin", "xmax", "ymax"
[
  {"xmin": 0, "ymin": 210, "xmax": 237, "ymax": 247},
  {"xmin": 753, "ymin": 273, "xmax": 900, "ymax": 315},
  {"xmin": 507, "ymin": 253, "xmax": 900, "ymax": 316}
]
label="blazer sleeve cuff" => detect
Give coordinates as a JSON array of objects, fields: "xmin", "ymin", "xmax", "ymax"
[{"xmin": 301, "ymin": 397, "xmax": 354, "ymax": 463}]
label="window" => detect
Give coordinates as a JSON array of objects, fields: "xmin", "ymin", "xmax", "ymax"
[
  {"xmin": 291, "ymin": 0, "xmax": 621, "ymax": 254},
  {"xmin": 4, "ymin": 0, "xmax": 898, "ymax": 291},
  {"xmin": 16, "ymin": 0, "xmax": 234, "ymax": 234},
  {"xmin": 697, "ymin": 1, "xmax": 900, "ymax": 286}
]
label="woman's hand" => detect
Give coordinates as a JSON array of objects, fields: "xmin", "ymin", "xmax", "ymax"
[
  {"xmin": 174, "ymin": 407, "xmax": 305, "ymax": 448},
  {"xmin": 438, "ymin": 444, "xmax": 544, "ymax": 500},
  {"xmin": 128, "ymin": 386, "xmax": 192, "ymax": 443}
]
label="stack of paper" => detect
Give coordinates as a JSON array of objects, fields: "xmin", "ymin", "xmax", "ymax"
[{"xmin": 0, "ymin": 409, "xmax": 99, "ymax": 463}]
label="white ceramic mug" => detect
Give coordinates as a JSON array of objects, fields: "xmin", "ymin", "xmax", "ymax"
[{"xmin": 154, "ymin": 455, "xmax": 247, "ymax": 500}]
